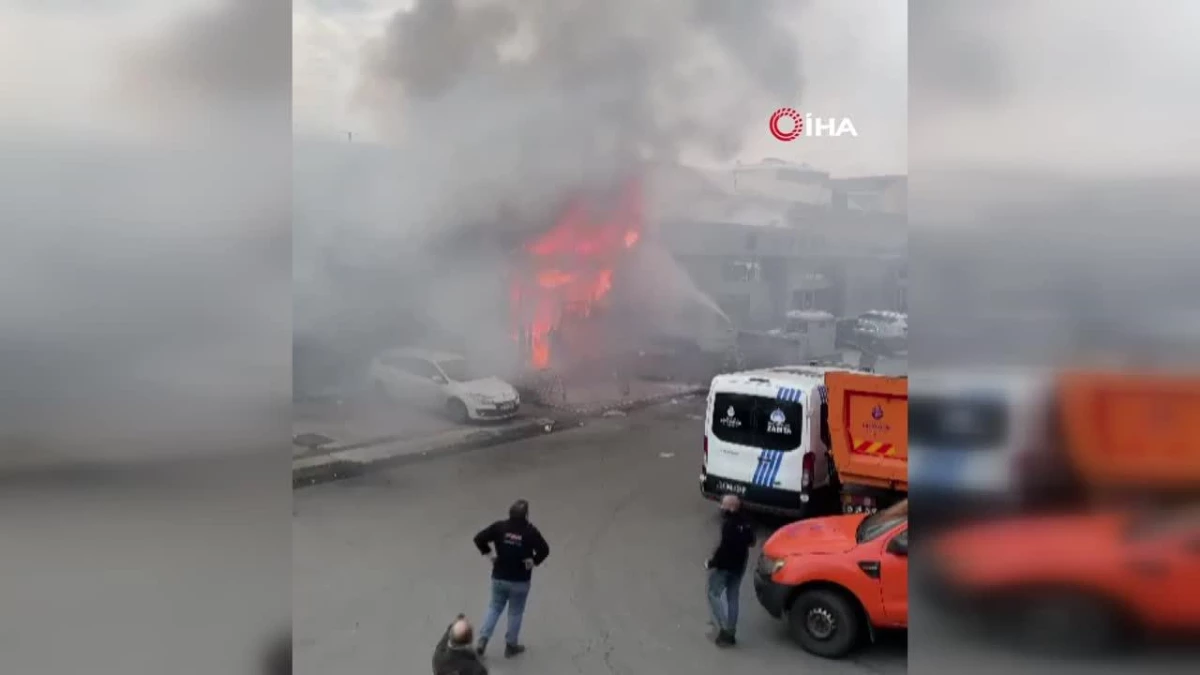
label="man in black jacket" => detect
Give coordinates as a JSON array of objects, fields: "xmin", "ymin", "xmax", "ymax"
[
  {"xmin": 472, "ymin": 499, "xmax": 550, "ymax": 658},
  {"xmin": 705, "ymin": 494, "xmax": 756, "ymax": 647},
  {"xmin": 433, "ymin": 615, "xmax": 488, "ymax": 675}
]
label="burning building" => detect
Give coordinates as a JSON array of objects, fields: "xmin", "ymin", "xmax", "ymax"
[{"xmin": 510, "ymin": 178, "xmax": 644, "ymax": 371}]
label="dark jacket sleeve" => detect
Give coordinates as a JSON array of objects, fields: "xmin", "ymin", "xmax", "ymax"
[
  {"xmin": 530, "ymin": 526, "xmax": 550, "ymax": 565},
  {"xmin": 432, "ymin": 623, "xmax": 451, "ymax": 664},
  {"xmin": 706, "ymin": 520, "xmax": 731, "ymax": 567},
  {"xmin": 473, "ymin": 522, "xmax": 496, "ymax": 555}
]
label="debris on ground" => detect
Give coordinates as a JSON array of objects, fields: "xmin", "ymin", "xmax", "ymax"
[
  {"xmin": 602, "ymin": 409, "xmax": 627, "ymax": 418},
  {"xmin": 659, "ymin": 452, "xmax": 675, "ymax": 458},
  {"xmin": 687, "ymin": 414, "xmax": 703, "ymax": 421}
]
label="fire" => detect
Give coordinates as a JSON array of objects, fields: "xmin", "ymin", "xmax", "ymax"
[{"xmin": 513, "ymin": 179, "xmax": 644, "ymax": 369}]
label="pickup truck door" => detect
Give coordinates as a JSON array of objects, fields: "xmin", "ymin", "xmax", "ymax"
[{"xmin": 879, "ymin": 527, "xmax": 909, "ymax": 625}]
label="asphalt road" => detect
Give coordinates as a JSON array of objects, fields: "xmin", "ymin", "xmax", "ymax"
[{"xmin": 293, "ymin": 397, "xmax": 907, "ymax": 674}]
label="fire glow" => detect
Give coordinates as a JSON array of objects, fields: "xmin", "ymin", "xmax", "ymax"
[{"xmin": 512, "ymin": 179, "xmax": 644, "ymax": 369}]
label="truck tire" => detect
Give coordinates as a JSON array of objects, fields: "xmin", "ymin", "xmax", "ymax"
[{"xmin": 788, "ymin": 588, "xmax": 862, "ymax": 658}]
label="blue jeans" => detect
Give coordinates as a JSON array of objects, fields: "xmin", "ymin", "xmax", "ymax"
[
  {"xmin": 479, "ymin": 579, "xmax": 531, "ymax": 646},
  {"xmin": 706, "ymin": 568, "xmax": 743, "ymax": 634}
]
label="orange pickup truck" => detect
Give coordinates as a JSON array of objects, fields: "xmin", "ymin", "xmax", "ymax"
[
  {"xmin": 750, "ymin": 370, "xmax": 909, "ymax": 658},
  {"xmin": 754, "ymin": 499, "xmax": 908, "ymax": 658}
]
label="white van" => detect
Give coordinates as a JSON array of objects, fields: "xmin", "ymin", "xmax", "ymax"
[
  {"xmin": 908, "ymin": 368, "xmax": 1052, "ymax": 517},
  {"xmin": 701, "ymin": 366, "xmax": 843, "ymax": 517}
]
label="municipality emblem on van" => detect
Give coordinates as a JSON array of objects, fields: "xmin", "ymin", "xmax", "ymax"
[
  {"xmin": 767, "ymin": 408, "xmax": 791, "ymax": 434},
  {"xmin": 872, "ymin": 405, "xmax": 884, "ymax": 420},
  {"xmin": 720, "ymin": 406, "xmax": 742, "ymax": 428}
]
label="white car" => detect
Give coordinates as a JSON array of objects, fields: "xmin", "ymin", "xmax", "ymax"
[{"xmin": 368, "ymin": 348, "xmax": 521, "ymax": 423}]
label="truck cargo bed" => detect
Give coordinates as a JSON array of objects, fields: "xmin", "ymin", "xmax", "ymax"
[
  {"xmin": 1057, "ymin": 371, "xmax": 1200, "ymax": 490},
  {"xmin": 826, "ymin": 371, "xmax": 908, "ymax": 491}
]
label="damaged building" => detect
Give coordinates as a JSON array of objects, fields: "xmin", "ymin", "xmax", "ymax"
[{"xmin": 650, "ymin": 159, "xmax": 907, "ymax": 332}]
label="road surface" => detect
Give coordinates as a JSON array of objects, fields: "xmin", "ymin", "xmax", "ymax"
[{"xmin": 293, "ymin": 397, "xmax": 907, "ymax": 674}]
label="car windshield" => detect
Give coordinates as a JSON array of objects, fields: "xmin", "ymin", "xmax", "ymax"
[
  {"xmin": 436, "ymin": 358, "xmax": 470, "ymax": 382},
  {"xmin": 855, "ymin": 500, "xmax": 908, "ymax": 543}
]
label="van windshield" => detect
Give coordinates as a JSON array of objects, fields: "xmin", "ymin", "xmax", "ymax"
[
  {"xmin": 909, "ymin": 395, "xmax": 1008, "ymax": 448},
  {"xmin": 710, "ymin": 392, "xmax": 803, "ymax": 452}
]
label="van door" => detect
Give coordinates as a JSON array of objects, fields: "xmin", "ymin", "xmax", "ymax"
[{"xmin": 706, "ymin": 388, "xmax": 806, "ymax": 492}]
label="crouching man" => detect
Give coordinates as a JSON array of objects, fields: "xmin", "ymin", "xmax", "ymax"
[{"xmin": 433, "ymin": 614, "xmax": 488, "ymax": 675}]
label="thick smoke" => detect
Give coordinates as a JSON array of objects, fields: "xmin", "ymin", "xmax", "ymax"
[{"xmin": 295, "ymin": 0, "xmax": 806, "ymax": 391}]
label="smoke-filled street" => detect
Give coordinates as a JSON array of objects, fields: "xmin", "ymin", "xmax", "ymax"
[{"xmin": 294, "ymin": 398, "xmax": 906, "ymax": 674}]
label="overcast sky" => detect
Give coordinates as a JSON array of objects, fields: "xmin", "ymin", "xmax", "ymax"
[
  {"xmin": 911, "ymin": 0, "xmax": 1200, "ymax": 179},
  {"xmin": 293, "ymin": 0, "xmax": 908, "ymax": 177}
]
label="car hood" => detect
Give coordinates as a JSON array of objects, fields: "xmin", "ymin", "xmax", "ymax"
[
  {"xmin": 763, "ymin": 514, "xmax": 865, "ymax": 557},
  {"xmin": 450, "ymin": 377, "xmax": 518, "ymax": 399}
]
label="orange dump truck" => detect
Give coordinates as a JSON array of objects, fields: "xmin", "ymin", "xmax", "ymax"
[
  {"xmin": 1055, "ymin": 370, "xmax": 1200, "ymax": 497},
  {"xmin": 824, "ymin": 371, "xmax": 909, "ymax": 514}
]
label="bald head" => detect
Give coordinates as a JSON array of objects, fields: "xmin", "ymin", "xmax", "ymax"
[
  {"xmin": 448, "ymin": 618, "xmax": 473, "ymax": 647},
  {"xmin": 720, "ymin": 494, "xmax": 741, "ymax": 511}
]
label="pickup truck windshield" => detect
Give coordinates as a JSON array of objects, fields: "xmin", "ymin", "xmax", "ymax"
[{"xmin": 855, "ymin": 500, "xmax": 909, "ymax": 543}]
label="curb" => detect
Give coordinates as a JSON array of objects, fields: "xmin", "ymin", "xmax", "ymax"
[
  {"xmin": 293, "ymin": 416, "xmax": 569, "ymax": 489},
  {"xmin": 292, "ymin": 387, "xmax": 707, "ymax": 488},
  {"xmin": 535, "ymin": 386, "xmax": 708, "ymax": 417}
]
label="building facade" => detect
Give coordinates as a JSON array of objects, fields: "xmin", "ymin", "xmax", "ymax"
[{"xmin": 651, "ymin": 160, "xmax": 907, "ymax": 330}]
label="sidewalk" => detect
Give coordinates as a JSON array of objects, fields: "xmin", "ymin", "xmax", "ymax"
[
  {"xmin": 293, "ymin": 414, "xmax": 561, "ymax": 487},
  {"xmin": 522, "ymin": 377, "xmax": 707, "ymax": 416},
  {"xmin": 292, "ymin": 396, "xmax": 460, "ymax": 458},
  {"xmin": 293, "ymin": 380, "xmax": 708, "ymax": 487}
]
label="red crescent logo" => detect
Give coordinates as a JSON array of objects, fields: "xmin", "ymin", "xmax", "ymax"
[{"xmin": 769, "ymin": 108, "xmax": 802, "ymax": 142}]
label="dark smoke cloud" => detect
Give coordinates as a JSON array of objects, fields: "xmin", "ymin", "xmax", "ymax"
[
  {"xmin": 123, "ymin": 0, "xmax": 289, "ymax": 115},
  {"xmin": 358, "ymin": 0, "xmax": 803, "ymax": 165},
  {"xmin": 294, "ymin": 0, "xmax": 808, "ymax": 389}
]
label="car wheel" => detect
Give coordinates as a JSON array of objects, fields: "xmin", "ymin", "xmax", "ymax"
[
  {"xmin": 446, "ymin": 398, "xmax": 470, "ymax": 424},
  {"xmin": 787, "ymin": 588, "xmax": 862, "ymax": 658}
]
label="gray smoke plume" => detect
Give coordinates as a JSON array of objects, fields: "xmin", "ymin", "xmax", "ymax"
[{"xmin": 296, "ymin": 0, "xmax": 807, "ymax": 392}]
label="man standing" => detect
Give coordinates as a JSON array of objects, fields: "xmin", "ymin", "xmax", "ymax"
[
  {"xmin": 432, "ymin": 614, "xmax": 488, "ymax": 675},
  {"xmin": 705, "ymin": 494, "xmax": 756, "ymax": 647},
  {"xmin": 472, "ymin": 499, "xmax": 550, "ymax": 658}
]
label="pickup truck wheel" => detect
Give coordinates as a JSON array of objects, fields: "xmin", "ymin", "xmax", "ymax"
[
  {"xmin": 446, "ymin": 398, "xmax": 470, "ymax": 424},
  {"xmin": 788, "ymin": 588, "xmax": 862, "ymax": 658}
]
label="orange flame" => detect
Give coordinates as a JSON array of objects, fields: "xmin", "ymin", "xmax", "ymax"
[{"xmin": 512, "ymin": 179, "xmax": 644, "ymax": 369}]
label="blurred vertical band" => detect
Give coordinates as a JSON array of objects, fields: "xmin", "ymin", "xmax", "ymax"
[
  {"xmin": 911, "ymin": 0, "xmax": 1200, "ymax": 672},
  {"xmin": 0, "ymin": 1, "xmax": 291, "ymax": 674}
]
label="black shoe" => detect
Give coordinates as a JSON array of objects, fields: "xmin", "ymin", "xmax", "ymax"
[
  {"xmin": 475, "ymin": 639, "xmax": 487, "ymax": 657},
  {"xmin": 728, "ymin": 631, "xmax": 737, "ymax": 646},
  {"xmin": 504, "ymin": 643, "xmax": 526, "ymax": 658},
  {"xmin": 714, "ymin": 630, "xmax": 735, "ymax": 647}
]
